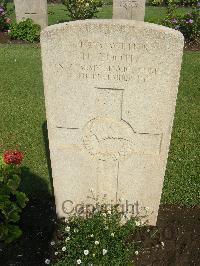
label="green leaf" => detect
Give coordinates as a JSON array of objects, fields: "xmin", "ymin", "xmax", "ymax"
[
  {"xmin": 0, "ymin": 194, "xmax": 9, "ymax": 202},
  {"xmin": 0, "ymin": 224, "xmax": 8, "ymax": 241},
  {"xmin": 8, "ymin": 208, "xmax": 20, "ymax": 223},
  {"xmin": 6, "ymin": 175, "xmax": 20, "ymax": 191},
  {"xmin": 5, "ymin": 225, "xmax": 22, "ymax": 243},
  {"xmin": 15, "ymin": 191, "xmax": 29, "ymax": 209}
]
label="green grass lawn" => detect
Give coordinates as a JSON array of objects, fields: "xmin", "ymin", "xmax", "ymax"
[
  {"xmin": 48, "ymin": 4, "xmax": 191, "ymax": 25},
  {"xmin": 0, "ymin": 5, "xmax": 199, "ymax": 204},
  {"xmin": 96, "ymin": 5, "xmax": 192, "ymax": 23},
  {"xmin": 162, "ymin": 51, "xmax": 200, "ymax": 205},
  {"xmin": 7, "ymin": 3, "xmax": 192, "ymax": 25},
  {"xmin": 0, "ymin": 44, "xmax": 50, "ymax": 196}
]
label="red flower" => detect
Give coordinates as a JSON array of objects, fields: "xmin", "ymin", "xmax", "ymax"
[{"xmin": 3, "ymin": 150, "xmax": 23, "ymax": 165}]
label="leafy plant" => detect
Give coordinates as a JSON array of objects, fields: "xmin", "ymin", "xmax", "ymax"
[
  {"xmin": 0, "ymin": 4, "xmax": 11, "ymax": 32},
  {"xmin": 52, "ymin": 194, "xmax": 146, "ymax": 265},
  {"xmin": 0, "ymin": 0, "xmax": 9, "ymax": 9},
  {"xmin": 62, "ymin": 0, "xmax": 102, "ymax": 20},
  {"xmin": 0, "ymin": 150, "xmax": 29, "ymax": 244},
  {"xmin": 177, "ymin": 0, "xmax": 199, "ymax": 6},
  {"xmin": 162, "ymin": 3, "xmax": 200, "ymax": 42},
  {"xmin": 148, "ymin": 0, "xmax": 163, "ymax": 6},
  {"xmin": 148, "ymin": 0, "xmax": 199, "ymax": 6},
  {"xmin": 8, "ymin": 18, "xmax": 41, "ymax": 43}
]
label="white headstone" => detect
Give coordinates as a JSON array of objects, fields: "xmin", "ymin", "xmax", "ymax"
[
  {"xmin": 113, "ymin": 0, "xmax": 146, "ymax": 20},
  {"xmin": 14, "ymin": 0, "xmax": 48, "ymax": 29},
  {"xmin": 41, "ymin": 20, "xmax": 184, "ymax": 225}
]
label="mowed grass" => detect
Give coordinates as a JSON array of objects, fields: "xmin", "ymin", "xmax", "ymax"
[
  {"xmin": 0, "ymin": 5, "xmax": 199, "ymax": 204},
  {"xmin": 7, "ymin": 3, "xmax": 192, "ymax": 25},
  {"xmin": 48, "ymin": 4, "xmax": 192, "ymax": 25},
  {"xmin": 0, "ymin": 44, "xmax": 50, "ymax": 195},
  {"xmin": 162, "ymin": 52, "xmax": 200, "ymax": 205}
]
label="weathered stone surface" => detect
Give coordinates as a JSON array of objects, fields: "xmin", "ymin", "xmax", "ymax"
[
  {"xmin": 14, "ymin": 0, "xmax": 48, "ymax": 29},
  {"xmin": 113, "ymin": 0, "xmax": 146, "ymax": 20},
  {"xmin": 41, "ymin": 20, "xmax": 184, "ymax": 225}
]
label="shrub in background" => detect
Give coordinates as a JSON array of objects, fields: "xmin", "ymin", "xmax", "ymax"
[
  {"xmin": 163, "ymin": 3, "xmax": 200, "ymax": 42},
  {"xmin": 0, "ymin": 150, "xmax": 28, "ymax": 244},
  {"xmin": 0, "ymin": 4, "xmax": 11, "ymax": 32},
  {"xmin": 148, "ymin": 0, "xmax": 199, "ymax": 6},
  {"xmin": 0, "ymin": 0, "xmax": 8, "ymax": 9},
  {"xmin": 98, "ymin": 0, "xmax": 112, "ymax": 5},
  {"xmin": 178, "ymin": 0, "xmax": 199, "ymax": 6},
  {"xmin": 148, "ymin": 0, "xmax": 176, "ymax": 6},
  {"xmin": 148, "ymin": 0, "xmax": 163, "ymax": 6},
  {"xmin": 62, "ymin": 0, "xmax": 102, "ymax": 20},
  {"xmin": 8, "ymin": 18, "xmax": 41, "ymax": 42}
]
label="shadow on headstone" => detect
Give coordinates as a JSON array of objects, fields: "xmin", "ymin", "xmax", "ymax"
[{"xmin": 42, "ymin": 121, "xmax": 53, "ymax": 191}]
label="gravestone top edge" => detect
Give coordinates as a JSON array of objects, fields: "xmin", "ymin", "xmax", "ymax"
[{"xmin": 41, "ymin": 19, "xmax": 184, "ymax": 42}]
